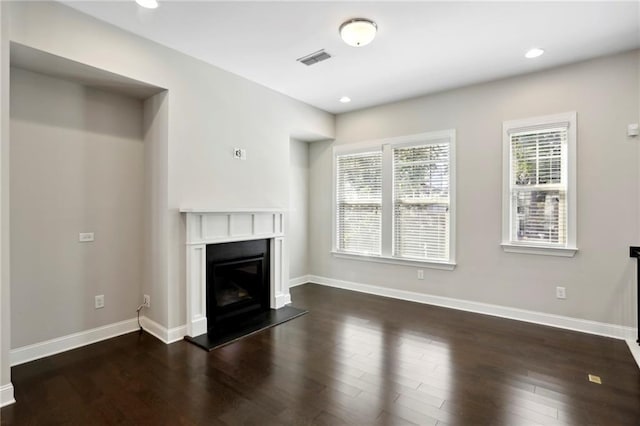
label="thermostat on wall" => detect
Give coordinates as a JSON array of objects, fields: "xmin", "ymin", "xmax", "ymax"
[
  {"xmin": 233, "ymin": 148, "xmax": 247, "ymax": 160},
  {"xmin": 628, "ymin": 123, "xmax": 639, "ymax": 137}
]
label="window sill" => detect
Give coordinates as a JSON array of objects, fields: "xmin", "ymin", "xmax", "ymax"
[
  {"xmin": 331, "ymin": 251, "xmax": 456, "ymax": 270},
  {"xmin": 501, "ymin": 243, "xmax": 578, "ymax": 257}
]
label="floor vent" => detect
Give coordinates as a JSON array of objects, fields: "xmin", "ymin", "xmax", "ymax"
[{"xmin": 297, "ymin": 49, "xmax": 331, "ymax": 66}]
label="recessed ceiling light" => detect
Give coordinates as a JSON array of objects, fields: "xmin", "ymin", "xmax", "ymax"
[
  {"xmin": 339, "ymin": 19, "xmax": 377, "ymax": 47},
  {"xmin": 136, "ymin": 0, "xmax": 158, "ymax": 9},
  {"xmin": 339, "ymin": 96, "xmax": 351, "ymax": 103},
  {"xmin": 525, "ymin": 48, "xmax": 544, "ymax": 59}
]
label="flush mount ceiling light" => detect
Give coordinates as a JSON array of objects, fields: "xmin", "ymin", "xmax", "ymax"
[
  {"xmin": 339, "ymin": 18, "xmax": 377, "ymax": 47},
  {"xmin": 339, "ymin": 96, "xmax": 351, "ymax": 103},
  {"xmin": 525, "ymin": 48, "xmax": 545, "ymax": 59},
  {"xmin": 136, "ymin": 0, "xmax": 158, "ymax": 9}
]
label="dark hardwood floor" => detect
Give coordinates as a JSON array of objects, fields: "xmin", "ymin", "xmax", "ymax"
[{"xmin": 2, "ymin": 283, "xmax": 639, "ymax": 425}]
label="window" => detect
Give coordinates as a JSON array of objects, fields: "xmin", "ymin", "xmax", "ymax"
[
  {"xmin": 393, "ymin": 144, "xmax": 450, "ymax": 261},
  {"xmin": 336, "ymin": 151, "xmax": 382, "ymax": 255},
  {"xmin": 333, "ymin": 130, "xmax": 456, "ymax": 269},
  {"xmin": 502, "ymin": 112, "xmax": 577, "ymax": 256}
]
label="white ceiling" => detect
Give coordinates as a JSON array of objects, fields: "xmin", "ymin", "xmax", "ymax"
[{"xmin": 63, "ymin": 1, "xmax": 640, "ymax": 114}]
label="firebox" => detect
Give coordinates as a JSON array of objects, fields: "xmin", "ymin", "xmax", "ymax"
[{"xmin": 206, "ymin": 239, "xmax": 270, "ymax": 336}]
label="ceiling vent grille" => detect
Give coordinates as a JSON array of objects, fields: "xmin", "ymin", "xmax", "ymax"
[{"xmin": 297, "ymin": 49, "xmax": 332, "ymax": 66}]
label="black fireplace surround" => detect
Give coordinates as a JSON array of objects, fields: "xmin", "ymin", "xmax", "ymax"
[
  {"xmin": 184, "ymin": 238, "xmax": 307, "ymax": 351},
  {"xmin": 206, "ymin": 239, "xmax": 270, "ymax": 336}
]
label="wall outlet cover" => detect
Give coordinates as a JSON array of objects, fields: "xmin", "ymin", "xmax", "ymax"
[{"xmin": 95, "ymin": 294, "xmax": 105, "ymax": 309}]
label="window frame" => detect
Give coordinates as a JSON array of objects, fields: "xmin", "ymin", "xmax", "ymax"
[
  {"xmin": 501, "ymin": 112, "xmax": 577, "ymax": 257},
  {"xmin": 332, "ymin": 130, "xmax": 456, "ymax": 270}
]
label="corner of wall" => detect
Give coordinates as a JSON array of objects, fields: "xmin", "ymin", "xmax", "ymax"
[
  {"xmin": 142, "ymin": 91, "xmax": 171, "ymax": 330},
  {"xmin": 0, "ymin": 0, "xmax": 14, "ymax": 399}
]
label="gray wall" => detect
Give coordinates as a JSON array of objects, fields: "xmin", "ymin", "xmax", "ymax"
[
  {"xmin": 289, "ymin": 139, "xmax": 309, "ymax": 279},
  {"xmin": 6, "ymin": 1, "xmax": 335, "ymax": 334},
  {"xmin": 1, "ymin": 0, "xmax": 11, "ymax": 392},
  {"xmin": 142, "ymin": 92, "xmax": 169, "ymax": 330},
  {"xmin": 310, "ymin": 50, "xmax": 639, "ymax": 327},
  {"xmin": 10, "ymin": 68, "xmax": 145, "ymax": 348}
]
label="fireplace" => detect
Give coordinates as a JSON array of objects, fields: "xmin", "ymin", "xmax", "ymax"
[
  {"xmin": 206, "ymin": 239, "xmax": 270, "ymax": 335},
  {"xmin": 181, "ymin": 209, "xmax": 292, "ymax": 338},
  {"xmin": 181, "ymin": 209, "xmax": 306, "ymax": 351}
]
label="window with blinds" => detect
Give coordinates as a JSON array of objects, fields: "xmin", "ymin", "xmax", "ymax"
[
  {"xmin": 333, "ymin": 130, "xmax": 456, "ymax": 267},
  {"xmin": 502, "ymin": 111, "xmax": 576, "ymax": 256},
  {"xmin": 336, "ymin": 151, "xmax": 382, "ymax": 255},
  {"xmin": 393, "ymin": 144, "xmax": 450, "ymax": 261},
  {"xmin": 510, "ymin": 127, "xmax": 567, "ymax": 245}
]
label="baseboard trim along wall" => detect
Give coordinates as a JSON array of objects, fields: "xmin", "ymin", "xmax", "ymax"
[
  {"xmin": 626, "ymin": 339, "xmax": 640, "ymax": 370},
  {"xmin": 0, "ymin": 383, "xmax": 15, "ymax": 408},
  {"xmin": 289, "ymin": 275, "xmax": 311, "ymax": 288},
  {"xmin": 9, "ymin": 316, "xmax": 188, "ymax": 367},
  {"xmin": 306, "ymin": 275, "xmax": 637, "ymax": 341},
  {"xmin": 8, "ymin": 278, "xmax": 635, "ymax": 371},
  {"xmin": 140, "ymin": 316, "xmax": 187, "ymax": 344},
  {"xmin": 9, "ymin": 318, "xmax": 140, "ymax": 366}
]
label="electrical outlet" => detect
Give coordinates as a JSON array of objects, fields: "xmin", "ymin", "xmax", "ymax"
[
  {"xmin": 417, "ymin": 269, "xmax": 424, "ymax": 280},
  {"xmin": 556, "ymin": 286, "xmax": 566, "ymax": 299},
  {"xmin": 95, "ymin": 294, "xmax": 105, "ymax": 309},
  {"xmin": 143, "ymin": 294, "xmax": 150, "ymax": 308}
]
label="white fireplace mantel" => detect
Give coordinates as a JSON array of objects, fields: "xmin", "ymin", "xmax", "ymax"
[{"xmin": 181, "ymin": 208, "xmax": 290, "ymax": 337}]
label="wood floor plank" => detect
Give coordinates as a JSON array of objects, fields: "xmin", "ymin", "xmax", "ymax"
[{"xmin": 2, "ymin": 283, "xmax": 639, "ymax": 425}]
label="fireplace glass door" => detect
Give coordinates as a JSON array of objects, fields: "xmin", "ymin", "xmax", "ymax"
[{"xmin": 206, "ymin": 239, "xmax": 270, "ymax": 336}]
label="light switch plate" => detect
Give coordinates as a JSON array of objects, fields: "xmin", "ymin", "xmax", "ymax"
[{"xmin": 79, "ymin": 232, "xmax": 94, "ymax": 242}]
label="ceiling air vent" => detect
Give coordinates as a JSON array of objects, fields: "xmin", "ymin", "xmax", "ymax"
[{"xmin": 297, "ymin": 49, "xmax": 332, "ymax": 66}]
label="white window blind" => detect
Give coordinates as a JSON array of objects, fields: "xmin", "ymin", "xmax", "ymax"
[
  {"xmin": 510, "ymin": 127, "xmax": 567, "ymax": 245},
  {"xmin": 393, "ymin": 144, "xmax": 450, "ymax": 261},
  {"xmin": 336, "ymin": 151, "xmax": 382, "ymax": 255}
]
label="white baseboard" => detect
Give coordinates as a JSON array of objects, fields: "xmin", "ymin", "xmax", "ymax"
[
  {"xmin": 140, "ymin": 316, "xmax": 186, "ymax": 344},
  {"xmin": 626, "ymin": 339, "xmax": 640, "ymax": 370},
  {"xmin": 0, "ymin": 383, "xmax": 15, "ymax": 407},
  {"xmin": 289, "ymin": 275, "xmax": 311, "ymax": 288},
  {"xmin": 274, "ymin": 292, "xmax": 292, "ymax": 308},
  {"xmin": 307, "ymin": 275, "xmax": 637, "ymax": 341},
  {"xmin": 10, "ymin": 318, "xmax": 139, "ymax": 366}
]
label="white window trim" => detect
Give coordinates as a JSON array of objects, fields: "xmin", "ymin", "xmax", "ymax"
[
  {"xmin": 331, "ymin": 251, "xmax": 456, "ymax": 270},
  {"xmin": 332, "ymin": 130, "xmax": 456, "ymax": 270},
  {"xmin": 501, "ymin": 112, "xmax": 578, "ymax": 257}
]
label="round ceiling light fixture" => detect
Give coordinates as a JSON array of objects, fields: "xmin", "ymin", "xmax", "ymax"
[
  {"xmin": 525, "ymin": 48, "xmax": 544, "ymax": 59},
  {"xmin": 136, "ymin": 0, "xmax": 159, "ymax": 9},
  {"xmin": 339, "ymin": 96, "xmax": 351, "ymax": 103},
  {"xmin": 339, "ymin": 18, "xmax": 377, "ymax": 47}
]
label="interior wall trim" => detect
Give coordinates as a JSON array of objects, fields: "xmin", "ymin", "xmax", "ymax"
[
  {"xmin": 9, "ymin": 318, "xmax": 139, "ymax": 366},
  {"xmin": 289, "ymin": 275, "xmax": 311, "ymax": 288},
  {"xmin": 626, "ymin": 339, "xmax": 640, "ymax": 370},
  {"xmin": 0, "ymin": 383, "xmax": 15, "ymax": 407},
  {"xmin": 305, "ymin": 275, "xmax": 637, "ymax": 341},
  {"xmin": 9, "ymin": 315, "xmax": 190, "ymax": 369},
  {"xmin": 140, "ymin": 316, "xmax": 187, "ymax": 344}
]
